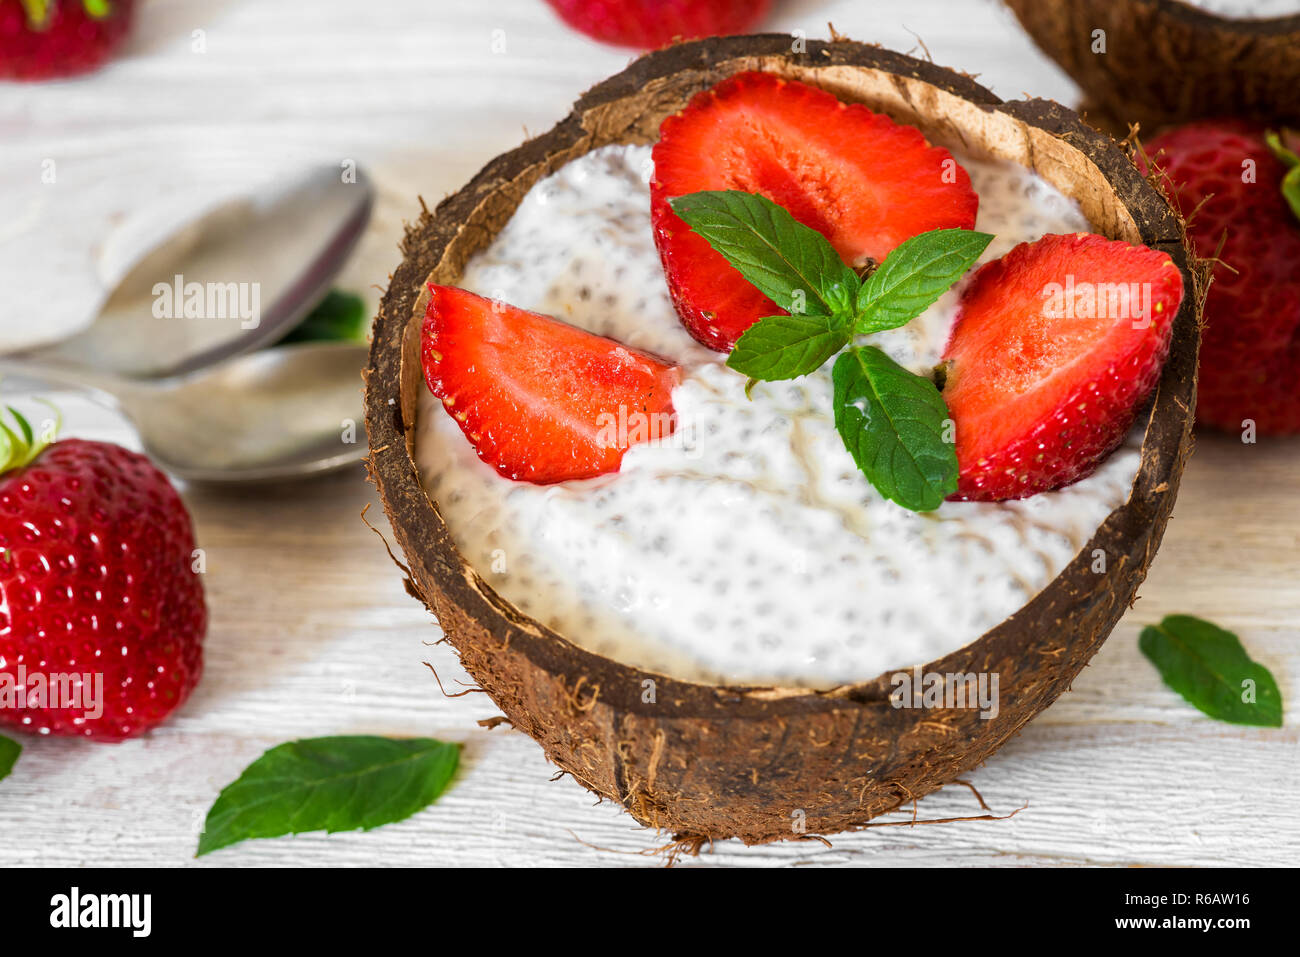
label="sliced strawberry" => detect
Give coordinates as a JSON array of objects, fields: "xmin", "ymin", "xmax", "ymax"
[
  {"xmin": 651, "ymin": 71, "xmax": 979, "ymax": 352},
  {"xmin": 421, "ymin": 285, "xmax": 681, "ymax": 484},
  {"xmin": 941, "ymin": 233, "xmax": 1184, "ymax": 501}
]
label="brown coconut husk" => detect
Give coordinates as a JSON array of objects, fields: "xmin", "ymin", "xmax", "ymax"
[
  {"xmin": 1005, "ymin": 0, "xmax": 1300, "ymax": 132},
  {"xmin": 363, "ymin": 34, "xmax": 1204, "ymax": 845}
]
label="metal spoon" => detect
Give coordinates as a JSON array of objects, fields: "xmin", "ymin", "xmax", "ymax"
[
  {"xmin": 11, "ymin": 165, "xmax": 374, "ymax": 379},
  {"xmin": 0, "ymin": 343, "xmax": 370, "ymax": 483}
]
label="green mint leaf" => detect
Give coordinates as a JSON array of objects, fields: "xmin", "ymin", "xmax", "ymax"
[
  {"xmin": 855, "ymin": 229, "xmax": 993, "ymax": 333},
  {"xmin": 0, "ymin": 735, "xmax": 19, "ymax": 782},
  {"xmin": 727, "ymin": 313, "xmax": 853, "ymax": 381},
  {"xmin": 1139, "ymin": 616, "xmax": 1283, "ymax": 727},
  {"xmin": 669, "ymin": 190, "xmax": 859, "ymax": 318},
  {"xmin": 196, "ymin": 735, "xmax": 460, "ymax": 857},
  {"xmin": 283, "ymin": 289, "xmax": 368, "ymax": 344},
  {"xmin": 832, "ymin": 346, "xmax": 957, "ymax": 512}
]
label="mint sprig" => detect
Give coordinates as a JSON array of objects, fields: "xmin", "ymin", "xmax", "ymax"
[
  {"xmin": 1139, "ymin": 615, "xmax": 1283, "ymax": 727},
  {"xmin": 197, "ymin": 735, "xmax": 460, "ymax": 856},
  {"xmin": 671, "ymin": 189, "xmax": 990, "ymax": 512}
]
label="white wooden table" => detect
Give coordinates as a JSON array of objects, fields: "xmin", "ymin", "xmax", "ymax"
[{"xmin": 1, "ymin": 0, "xmax": 1295, "ymax": 867}]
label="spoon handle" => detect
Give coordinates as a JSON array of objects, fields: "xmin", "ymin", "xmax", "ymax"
[{"xmin": 0, "ymin": 357, "xmax": 154, "ymax": 421}]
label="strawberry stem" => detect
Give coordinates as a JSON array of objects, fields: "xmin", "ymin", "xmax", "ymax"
[{"xmin": 0, "ymin": 401, "xmax": 61, "ymax": 477}]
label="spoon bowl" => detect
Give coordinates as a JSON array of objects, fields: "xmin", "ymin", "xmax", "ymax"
[
  {"xmin": 15, "ymin": 165, "xmax": 374, "ymax": 379},
  {"xmin": 1, "ymin": 342, "xmax": 369, "ymax": 483}
]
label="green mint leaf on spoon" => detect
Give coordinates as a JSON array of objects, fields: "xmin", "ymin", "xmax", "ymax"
[
  {"xmin": 196, "ymin": 735, "xmax": 460, "ymax": 857},
  {"xmin": 0, "ymin": 735, "xmax": 19, "ymax": 782},
  {"xmin": 282, "ymin": 289, "xmax": 368, "ymax": 344},
  {"xmin": 855, "ymin": 228, "xmax": 993, "ymax": 333},
  {"xmin": 669, "ymin": 190, "xmax": 859, "ymax": 317},
  {"xmin": 728, "ymin": 312, "xmax": 853, "ymax": 380},
  {"xmin": 832, "ymin": 346, "xmax": 957, "ymax": 512},
  {"xmin": 1139, "ymin": 615, "xmax": 1283, "ymax": 727}
]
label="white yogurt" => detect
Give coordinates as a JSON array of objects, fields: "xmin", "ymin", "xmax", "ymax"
[
  {"xmin": 415, "ymin": 144, "xmax": 1143, "ymax": 688},
  {"xmin": 1177, "ymin": 0, "xmax": 1300, "ymax": 17}
]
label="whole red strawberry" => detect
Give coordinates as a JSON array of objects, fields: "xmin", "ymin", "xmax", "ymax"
[
  {"xmin": 1143, "ymin": 121, "xmax": 1300, "ymax": 434},
  {"xmin": 0, "ymin": 0, "xmax": 135, "ymax": 81},
  {"xmin": 544, "ymin": 0, "xmax": 771, "ymax": 49},
  {"xmin": 0, "ymin": 409, "xmax": 206, "ymax": 740}
]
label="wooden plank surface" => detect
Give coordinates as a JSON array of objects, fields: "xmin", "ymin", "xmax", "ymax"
[{"xmin": 1, "ymin": 0, "xmax": 1296, "ymax": 867}]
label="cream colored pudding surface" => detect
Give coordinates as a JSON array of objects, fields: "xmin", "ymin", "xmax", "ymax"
[
  {"xmin": 1179, "ymin": 0, "xmax": 1300, "ymax": 17},
  {"xmin": 415, "ymin": 144, "xmax": 1143, "ymax": 689}
]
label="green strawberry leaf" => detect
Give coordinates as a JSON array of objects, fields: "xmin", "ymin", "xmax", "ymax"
[
  {"xmin": 196, "ymin": 736, "xmax": 460, "ymax": 857},
  {"xmin": 282, "ymin": 290, "xmax": 368, "ymax": 344},
  {"xmin": 1265, "ymin": 129, "xmax": 1300, "ymax": 168},
  {"xmin": 1279, "ymin": 167, "xmax": 1300, "ymax": 225},
  {"xmin": 1265, "ymin": 130, "xmax": 1300, "ymax": 224},
  {"xmin": 0, "ymin": 403, "xmax": 59, "ymax": 478},
  {"xmin": 832, "ymin": 346, "xmax": 957, "ymax": 512},
  {"xmin": 18, "ymin": 0, "xmax": 51, "ymax": 29},
  {"xmin": 669, "ymin": 190, "xmax": 859, "ymax": 318},
  {"xmin": 1139, "ymin": 616, "xmax": 1283, "ymax": 727},
  {"xmin": 0, "ymin": 735, "xmax": 19, "ymax": 782},
  {"xmin": 856, "ymin": 228, "xmax": 994, "ymax": 333},
  {"xmin": 727, "ymin": 313, "xmax": 854, "ymax": 381}
]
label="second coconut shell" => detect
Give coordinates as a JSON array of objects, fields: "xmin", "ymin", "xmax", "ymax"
[{"xmin": 1006, "ymin": 0, "xmax": 1300, "ymax": 131}]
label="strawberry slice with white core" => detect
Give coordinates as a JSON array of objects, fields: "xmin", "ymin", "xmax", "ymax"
[
  {"xmin": 421, "ymin": 284, "xmax": 681, "ymax": 484},
  {"xmin": 941, "ymin": 233, "xmax": 1184, "ymax": 501},
  {"xmin": 651, "ymin": 71, "xmax": 979, "ymax": 352}
]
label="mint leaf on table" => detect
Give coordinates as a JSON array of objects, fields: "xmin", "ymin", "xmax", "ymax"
[
  {"xmin": 196, "ymin": 735, "xmax": 460, "ymax": 857},
  {"xmin": 855, "ymin": 228, "xmax": 993, "ymax": 333},
  {"xmin": 727, "ymin": 313, "xmax": 853, "ymax": 380},
  {"xmin": 282, "ymin": 289, "xmax": 368, "ymax": 344},
  {"xmin": 0, "ymin": 735, "xmax": 19, "ymax": 782},
  {"xmin": 832, "ymin": 346, "xmax": 957, "ymax": 512},
  {"xmin": 1139, "ymin": 616, "xmax": 1283, "ymax": 727},
  {"xmin": 669, "ymin": 190, "xmax": 859, "ymax": 316}
]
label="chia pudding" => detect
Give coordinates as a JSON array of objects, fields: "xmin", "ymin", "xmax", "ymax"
[
  {"xmin": 414, "ymin": 143, "xmax": 1144, "ymax": 689},
  {"xmin": 1177, "ymin": 0, "xmax": 1300, "ymax": 17}
]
